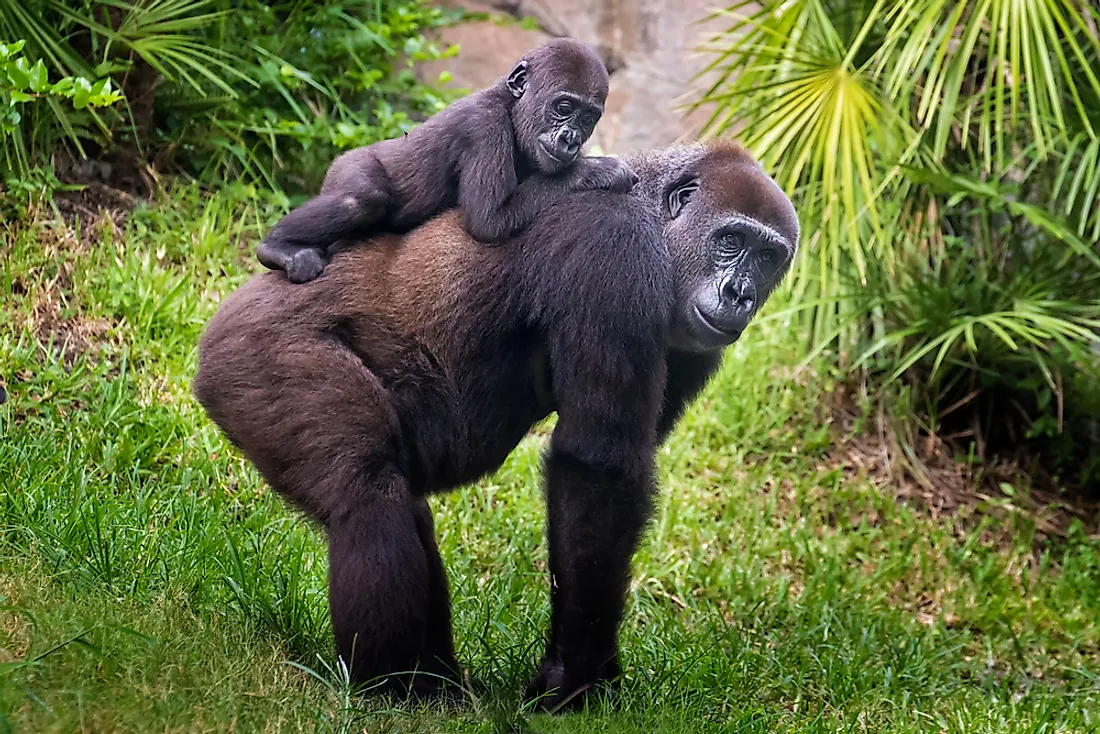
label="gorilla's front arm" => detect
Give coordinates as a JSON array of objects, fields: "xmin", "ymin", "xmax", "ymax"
[{"xmin": 525, "ymin": 204, "xmax": 675, "ymax": 703}]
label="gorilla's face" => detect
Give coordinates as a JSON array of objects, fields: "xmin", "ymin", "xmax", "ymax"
[{"xmin": 646, "ymin": 144, "xmax": 800, "ymax": 353}]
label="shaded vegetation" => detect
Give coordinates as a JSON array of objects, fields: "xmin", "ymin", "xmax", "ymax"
[
  {"xmin": 696, "ymin": 0, "xmax": 1100, "ymax": 493},
  {"xmin": 0, "ymin": 0, "xmax": 460, "ymax": 194}
]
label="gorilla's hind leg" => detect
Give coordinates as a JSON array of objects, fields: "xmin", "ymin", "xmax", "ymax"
[
  {"xmin": 327, "ymin": 470, "xmax": 461, "ymax": 700},
  {"xmin": 412, "ymin": 498, "xmax": 464, "ymax": 691}
]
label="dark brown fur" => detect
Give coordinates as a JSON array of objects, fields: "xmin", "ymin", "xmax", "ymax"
[
  {"xmin": 255, "ymin": 37, "xmax": 636, "ymax": 283},
  {"xmin": 193, "ymin": 141, "xmax": 799, "ymax": 709}
]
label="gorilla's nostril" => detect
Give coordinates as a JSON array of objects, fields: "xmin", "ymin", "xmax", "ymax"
[
  {"xmin": 720, "ymin": 277, "xmax": 740, "ymax": 304},
  {"xmin": 559, "ymin": 129, "xmax": 580, "ymax": 151}
]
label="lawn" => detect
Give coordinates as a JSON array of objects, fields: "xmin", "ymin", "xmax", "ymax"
[{"xmin": 1, "ymin": 187, "xmax": 1098, "ymax": 733}]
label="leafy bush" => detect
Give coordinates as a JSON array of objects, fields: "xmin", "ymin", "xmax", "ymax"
[
  {"xmin": 0, "ymin": 0, "xmax": 461, "ymax": 194},
  {"xmin": 0, "ymin": 39, "xmax": 123, "ymax": 177},
  {"xmin": 696, "ymin": 0, "xmax": 1100, "ymax": 484},
  {"xmin": 160, "ymin": 0, "xmax": 461, "ymax": 195}
]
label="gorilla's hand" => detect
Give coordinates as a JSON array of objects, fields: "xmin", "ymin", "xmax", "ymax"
[{"xmin": 566, "ymin": 156, "xmax": 639, "ymax": 194}]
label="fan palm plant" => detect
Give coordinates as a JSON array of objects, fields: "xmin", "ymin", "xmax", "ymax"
[
  {"xmin": 694, "ymin": 0, "xmax": 1100, "ymax": 476},
  {"xmin": 694, "ymin": 0, "xmax": 1100, "ymax": 336}
]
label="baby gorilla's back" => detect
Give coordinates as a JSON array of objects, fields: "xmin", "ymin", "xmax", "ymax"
[{"xmin": 253, "ymin": 37, "xmax": 619, "ymax": 284}]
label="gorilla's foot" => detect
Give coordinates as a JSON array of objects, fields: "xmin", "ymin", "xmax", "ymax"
[{"xmin": 525, "ymin": 654, "xmax": 622, "ymax": 713}]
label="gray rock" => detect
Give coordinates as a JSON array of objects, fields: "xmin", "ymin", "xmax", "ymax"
[{"xmin": 418, "ymin": 0, "xmax": 731, "ymax": 154}]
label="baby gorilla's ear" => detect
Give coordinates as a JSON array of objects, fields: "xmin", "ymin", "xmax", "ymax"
[{"xmin": 506, "ymin": 60, "xmax": 529, "ymax": 99}]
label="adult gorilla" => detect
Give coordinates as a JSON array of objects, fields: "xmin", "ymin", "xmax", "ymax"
[{"xmin": 193, "ymin": 140, "xmax": 799, "ymax": 710}]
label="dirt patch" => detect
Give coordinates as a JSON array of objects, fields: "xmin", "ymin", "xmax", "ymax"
[
  {"xmin": 29, "ymin": 147, "xmax": 156, "ymax": 227},
  {"xmin": 0, "ymin": 567, "xmax": 35, "ymax": 662},
  {"xmin": 7, "ymin": 220, "xmax": 122, "ymax": 369},
  {"xmin": 31, "ymin": 312, "xmax": 116, "ymax": 369},
  {"xmin": 827, "ymin": 386, "xmax": 1100, "ymax": 540}
]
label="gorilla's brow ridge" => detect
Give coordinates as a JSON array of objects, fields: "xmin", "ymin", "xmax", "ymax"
[{"xmin": 725, "ymin": 213, "xmax": 795, "ymax": 252}]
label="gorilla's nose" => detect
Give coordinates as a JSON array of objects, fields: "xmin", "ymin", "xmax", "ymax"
[
  {"xmin": 555, "ymin": 129, "xmax": 581, "ymax": 159},
  {"xmin": 719, "ymin": 275, "xmax": 755, "ymax": 314},
  {"xmin": 697, "ymin": 275, "xmax": 755, "ymax": 336}
]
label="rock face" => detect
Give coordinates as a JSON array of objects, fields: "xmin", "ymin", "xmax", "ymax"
[{"xmin": 418, "ymin": 0, "xmax": 729, "ymax": 154}]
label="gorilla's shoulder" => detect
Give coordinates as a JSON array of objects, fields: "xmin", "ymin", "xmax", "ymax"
[
  {"xmin": 520, "ymin": 192, "xmax": 664, "ymax": 265},
  {"xmin": 519, "ymin": 191, "xmax": 674, "ymax": 333}
]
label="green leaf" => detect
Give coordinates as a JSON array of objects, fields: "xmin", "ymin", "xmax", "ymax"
[
  {"xmin": 6, "ymin": 61, "xmax": 30, "ymax": 91},
  {"xmin": 50, "ymin": 78, "xmax": 74, "ymax": 95},
  {"xmin": 0, "ymin": 40, "xmax": 26, "ymax": 59},
  {"xmin": 71, "ymin": 77, "xmax": 93, "ymax": 109},
  {"xmin": 27, "ymin": 59, "xmax": 49, "ymax": 93}
]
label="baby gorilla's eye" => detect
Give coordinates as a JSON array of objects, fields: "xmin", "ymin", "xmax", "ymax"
[
  {"xmin": 759, "ymin": 248, "xmax": 778, "ymax": 265},
  {"xmin": 555, "ymin": 100, "xmax": 574, "ymax": 115}
]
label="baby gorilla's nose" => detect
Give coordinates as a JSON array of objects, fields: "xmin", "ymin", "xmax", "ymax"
[{"xmin": 555, "ymin": 128, "xmax": 581, "ymax": 159}]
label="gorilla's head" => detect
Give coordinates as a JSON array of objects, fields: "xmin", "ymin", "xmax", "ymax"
[
  {"xmin": 628, "ymin": 141, "xmax": 800, "ymax": 352},
  {"xmin": 506, "ymin": 39, "xmax": 610, "ymax": 175}
]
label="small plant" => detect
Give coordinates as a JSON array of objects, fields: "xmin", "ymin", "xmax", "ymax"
[{"xmin": 0, "ymin": 39, "xmax": 123, "ymax": 177}]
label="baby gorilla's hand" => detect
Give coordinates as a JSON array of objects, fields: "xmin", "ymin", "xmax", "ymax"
[{"xmin": 566, "ymin": 156, "xmax": 639, "ymax": 195}]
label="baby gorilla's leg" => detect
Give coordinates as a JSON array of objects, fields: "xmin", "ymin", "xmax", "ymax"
[
  {"xmin": 258, "ymin": 148, "xmax": 392, "ymax": 283},
  {"xmin": 257, "ymin": 190, "xmax": 389, "ymax": 283}
]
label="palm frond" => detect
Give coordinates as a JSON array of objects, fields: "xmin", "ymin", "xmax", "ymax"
[
  {"xmin": 0, "ymin": 1, "xmax": 92, "ymax": 77},
  {"xmin": 693, "ymin": 0, "xmax": 920, "ymax": 343},
  {"xmin": 875, "ymin": 0, "xmax": 1100, "ymax": 170},
  {"xmin": 857, "ymin": 299, "xmax": 1100, "ymax": 386},
  {"xmin": 48, "ymin": 0, "xmax": 249, "ymax": 96},
  {"xmin": 1052, "ymin": 132, "xmax": 1100, "ymax": 242},
  {"xmin": 903, "ymin": 164, "xmax": 1100, "ymax": 268}
]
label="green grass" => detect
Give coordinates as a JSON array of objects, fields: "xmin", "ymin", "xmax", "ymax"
[{"xmin": 1, "ymin": 187, "xmax": 1099, "ymax": 733}]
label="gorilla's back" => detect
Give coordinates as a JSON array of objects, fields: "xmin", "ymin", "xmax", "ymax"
[{"xmin": 194, "ymin": 211, "xmax": 550, "ymax": 499}]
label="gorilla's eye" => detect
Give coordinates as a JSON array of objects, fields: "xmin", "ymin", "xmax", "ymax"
[
  {"xmin": 555, "ymin": 99, "xmax": 574, "ymax": 115},
  {"xmin": 721, "ymin": 231, "xmax": 745, "ymax": 249},
  {"xmin": 667, "ymin": 181, "xmax": 699, "ymax": 219},
  {"xmin": 759, "ymin": 248, "xmax": 779, "ymax": 265}
]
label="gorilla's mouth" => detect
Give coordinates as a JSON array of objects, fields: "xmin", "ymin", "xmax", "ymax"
[
  {"xmin": 540, "ymin": 140, "xmax": 574, "ymax": 166},
  {"xmin": 692, "ymin": 305, "xmax": 742, "ymax": 343}
]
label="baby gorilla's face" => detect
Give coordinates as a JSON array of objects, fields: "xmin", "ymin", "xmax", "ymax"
[
  {"xmin": 506, "ymin": 40, "xmax": 611, "ymax": 176},
  {"xmin": 533, "ymin": 92, "xmax": 604, "ymax": 174}
]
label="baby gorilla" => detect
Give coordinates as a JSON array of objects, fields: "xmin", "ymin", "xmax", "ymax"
[{"xmin": 257, "ymin": 38, "xmax": 635, "ymax": 283}]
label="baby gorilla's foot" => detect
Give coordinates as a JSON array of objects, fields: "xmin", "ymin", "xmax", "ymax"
[
  {"xmin": 285, "ymin": 247, "xmax": 328, "ymax": 284},
  {"xmin": 256, "ymin": 239, "xmax": 328, "ymax": 283}
]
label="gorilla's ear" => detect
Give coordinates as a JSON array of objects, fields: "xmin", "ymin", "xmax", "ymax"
[
  {"xmin": 507, "ymin": 60, "xmax": 529, "ymax": 99},
  {"xmin": 668, "ymin": 180, "xmax": 700, "ymax": 219}
]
